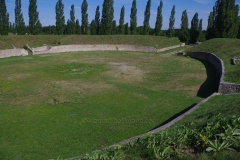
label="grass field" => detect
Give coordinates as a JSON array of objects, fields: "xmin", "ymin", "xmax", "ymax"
[
  {"xmin": 0, "ymin": 50, "xmax": 214, "ymax": 159},
  {"xmin": 186, "ymin": 38, "xmax": 240, "ymax": 84},
  {"xmin": 0, "ymin": 35, "xmax": 181, "ymax": 49}
]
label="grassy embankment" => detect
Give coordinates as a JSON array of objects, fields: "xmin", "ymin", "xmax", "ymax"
[
  {"xmin": 0, "ymin": 35, "xmax": 181, "ymax": 49},
  {"xmin": 0, "ymin": 36, "xmax": 210, "ymax": 159},
  {"xmin": 186, "ymin": 38, "xmax": 240, "ymax": 84}
]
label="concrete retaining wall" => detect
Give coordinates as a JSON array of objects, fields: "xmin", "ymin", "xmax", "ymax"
[
  {"xmin": 0, "ymin": 49, "xmax": 28, "ymax": 58},
  {"xmin": 189, "ymin": 52, "xmax": 240, "ymax": 94},
  {"xmin": 32, "ymin": 44, "xmax": 158, "ymax": 55}
]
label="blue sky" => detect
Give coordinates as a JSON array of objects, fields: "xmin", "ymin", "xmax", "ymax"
[{"xmin": 6, "ymin": 0, "xmax": 240, "ymax": 30}]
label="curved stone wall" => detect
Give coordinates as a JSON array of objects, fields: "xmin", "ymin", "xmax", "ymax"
[
  {"xmin": 32, "ymin": 44, "xmax": 158, "ymax": 55},
  {"xmin": 0, "ymin": 48, "xmax": 28, "ymax": 58},
  {"xmin": 189, "ymin": 52, "xmax": 240, "ymax": 94}
]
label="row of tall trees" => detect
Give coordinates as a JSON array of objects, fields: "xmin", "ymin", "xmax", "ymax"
[{"xmin": 4, "ymin": 0, "xmax": 240, "ymax": 42}]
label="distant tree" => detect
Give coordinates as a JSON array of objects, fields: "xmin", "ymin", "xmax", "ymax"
[
  {"xmin": 95, "ymin": 5, "xmax": 100, "ymax": 35},
  {"xmin": 111, "ymin": 20, "xmax": 117, "ymax": 34},
  {"xmin": 101, "ymin": 0, "xmax": 114, "ymax": 35},
  {"xmin": 66, "ymin": 19, "xmax": 70, "ymax": 34},
  {"xmin": 81, "ymin": 0, "xmax": 88, "ymax": 34},
  {"xmin": 215, "ymin": 0, "xmax": 239, "ymax": 38},
  {"xmin": 119, "ymin": 6, "xmax": 125, "ymax": 34},
  {"xmin": 0, "ymin": 0, "xmax": 9, "ymax": 35},
  {"xmin": 198, "ymin": 19, "xmax": 205, "ymax": 42},
  {"xmin": 55, "ymin": 0, "xmax": 65, "ymax": 35},
  {"xmin": 69, "ymin": 4, "xmax": 76, "ymax": 34},
  {"xmin": 125, "ymin": 23, "xmax": 129, "ymax": 35},
  {"xmin": 37, "ymin": 20, "xmax": 42, "ymax": 34},
  {"xmin": 15, "ymin": 0, "xmax": 25, "ymax": 35},
  {"xmin": 130, "ymin": 0, "xmax": 137, "ymax": 35},
  {"xmin": 76, "ymin": 19, "xmax": 81, "ymax": 34},
  {"xmin": 90, "ymin": 19, "xmax": 96, "ymax": 35},
  {"xmin": 28, "ymin": 0, "xmax": 40, "ymax": 35},
  {"xmin": 178, "ymin": 10, "xmax": 190, "ymax": 43},
  {"xmin": 168, "ymin": 5, "xmax": 175, "ymax": 37},
  {"xmin": 154, "ymin": 0, "xmax": 163, "ymax": 36},
  {"xmin": 143, "ymin": 0, "xmax": 151, "ymax": 35},
  {"xmin": 206, "ymin": 12, "xmax": 215, "ymax": 39},
  {"xmin": 190, "ymin": 12, "xmax": 199, "ymax": 43}
]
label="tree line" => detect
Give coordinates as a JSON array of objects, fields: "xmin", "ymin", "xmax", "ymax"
[{"xmin": 0, "ymin": 0, "xmax": 240, "ymax": 44}]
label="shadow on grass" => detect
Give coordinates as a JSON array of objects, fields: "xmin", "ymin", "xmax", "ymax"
[
  {"xmin": 197, "ymin": 60, "xmax": 220, "ymax": 98},
  {"xmin": 150, "ymin": 103, "xmax": 197, "ymax": 131}
]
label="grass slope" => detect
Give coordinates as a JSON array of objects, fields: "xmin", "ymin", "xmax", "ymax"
[
  {"xmin": 0, "ymin": 35, "xmax": 181, "ymax": 50},
  {"xmin": 0, "ymin": 51, "xmax": 207, "ymax": 159},
  {"xmin": 186, "ymin": 38, "xmax": 240, "ymax": 84},
  {"xmin": 93, "ymin": 94, "xmax": 240, "ymax": 160}
]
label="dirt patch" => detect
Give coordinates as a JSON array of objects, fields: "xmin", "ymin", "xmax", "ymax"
[
  {"xmin": 65, "ymin": 57, "xmax": 105, "ymax": 64},
  {"xmin": 106, "ymin": 62, "xmax": 144, "ymax": 83},
  {"xmin": 7, "ymin": 73, "xmax": 32, "ymax": 81}
]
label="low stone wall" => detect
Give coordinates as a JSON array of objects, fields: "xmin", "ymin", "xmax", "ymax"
[
  {"xmin": 0, "ymin": 49, "xmax": 28, "ymax": 58},
  {"xmin": 157, "ymin": 43, "xmax": 185, "ymax": 52},
  {"xmin": 231, "ymin": 56, "xmax": 240, "ymax": 65},
  {"xmin": 33, "ymin": 45, "xmax": 52, "ymax": 52},
  {"xmin": 219, "ymin": 82, "xmax": 240, "ymax": 94},
  {"xmin": 32, "ymin": 44, "xmax": 157, "ymax": 55},
  {"xmin": 189, "ymin": 52, "xmax": 240, "ymax": 94}
]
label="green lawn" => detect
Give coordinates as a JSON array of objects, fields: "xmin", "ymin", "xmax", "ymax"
[
  {"xmin": 186, "ymin": 38, "xmax": 240, "ymax": 84},
  {"xmin": 0, "ymin": 51, "xmax": 209, "ymax": 159},
  {"xmin": 0, "ymin": 35, "xmax": 181, "ymax": 49}
]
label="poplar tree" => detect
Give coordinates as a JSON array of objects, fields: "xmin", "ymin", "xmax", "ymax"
[
  {"xmin": 56, "ymin": 0, "xmax": 65, "ymax": 35},
  {"xmin": 206, "ymin": 12, "xmax": 214, "ymax": 39},
  {"xmin": 154, "ymin": 0, "xmax": 163, "ymax": 36},
  {"xmin": 168, "ymin": 5, "xmax": 175, "ymax": 37},
  {"xmin": 125, "ymin": 23, "xmax": 129, "ymax": 35},
  {"xmin": 28, "ymin": 0, "xmax": 40, "ymax": 35},
  {"xmin": 69, "ymin": 5, "xmax": 76, "ymax": 34},
  {"xmin": 0, "ymin": 0, "xmax": 9, "ymax": 35},
  {"xmin": 15, "ymin": 0, "xmax": 25, "ymax": 35},
  {"xmin": 198, "ymin": 19, "xmax": 205, "ymax": 42},
  {"xmin": 95, "ymin": 5, "xmax": 100, "ymax": 35},
  {"xmin": 190, "ymin": 12, "xmax": 199, "ymax": 43},
  {"xmin": 76, "ymin": 19, "xmax": 81, "ymax": 34},
  {"xmin": 119, "ymin": 6, "xmax": 125, "ymax": 34},
  {"xmin": 215, "ymin": 0, "xmax": 239, "ymax": 38},
  {"xmin": 112, "ymin": 20, "xmax": 117, "ymax": 34},
  {"xmin": 178, "ymin": 10, "xmax": 190, "ymax": 43},
  {"xmin": 143, "ymin": 0, "xmax": 151, "ymax": 35},
  {"xmin": 238, "ymin": 17, "xmax": 240, "ymax": 38},
  {"xmin": 81, "ymin": 0, "xmax": 88, "ymax": 34},
  {"xmin": 101, "ymin": 0, "xmax": 114, "ymax": 35},
  {"xmin": 90, "ymin": 19, "xmax": 96, "ymax": 35},
  {"xmin": 130, "ymin": 0, "xmax": 137, "ymax": 35}
]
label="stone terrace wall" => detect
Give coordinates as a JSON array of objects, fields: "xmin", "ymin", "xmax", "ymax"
[
  {"xmin": 157, "ymin": 43, "xmax": 185, "ymax": 52},
  {"xmin": 0, "ymin": 49, "xmax": 28, "ymax": 58},
  {"xmin": 189, "ymin": 52, "xmax": 240, "ymax": 94},
  {"xmin": 219, "ymin": 82, "xmax": 240, "ymax": 94},
  {"xmin": 32, "ymin": 44, "xmax": 157, "ymax": 55}
]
